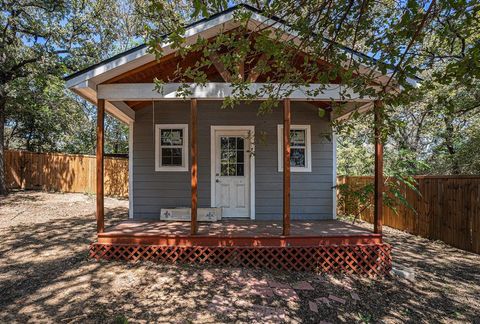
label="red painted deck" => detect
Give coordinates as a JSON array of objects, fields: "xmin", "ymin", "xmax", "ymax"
[
  {"xmin": 97, "ymin": 220, "xmax": 382, "ymax": 246},
  {"xmin": 90, "ymin": 220, "xmax": 392, "ymax": 275}
]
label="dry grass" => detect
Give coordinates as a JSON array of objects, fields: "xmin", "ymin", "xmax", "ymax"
[{"xmin": 0, "ymin": 191, "xmax": 479, "ymax": 323}]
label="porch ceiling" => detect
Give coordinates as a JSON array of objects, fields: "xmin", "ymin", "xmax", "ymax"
[
  {"xmin": 104, "ymin": 45, "xmax": 338, "ymax": 85},
  {"xmin": 106, "ymin": 50, "xmax": 225, "ymax": 84}
]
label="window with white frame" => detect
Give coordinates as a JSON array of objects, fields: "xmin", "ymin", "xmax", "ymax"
[
  {"xmin": 155, "ymin": 124, "xmax": 188, "ymax": 171},
  {"xmin": 277, "ymin": 125, "xmax": 312, "ymax": 172}
]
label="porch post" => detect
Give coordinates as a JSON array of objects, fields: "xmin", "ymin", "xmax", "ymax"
[
  {"xmin": 374, "ymin": 100, "xmax": 384, "ymax": 234},
  {"xmin": 190, "ymin": 98, "xmax": 198, "ymax": 235},
  {"xmin": 96, "ymin": 98, "xmax": 105, "ymax": 233},
  {"xmin": 283, "ymin": 98, "xmax": 291, "ymax": 236}
]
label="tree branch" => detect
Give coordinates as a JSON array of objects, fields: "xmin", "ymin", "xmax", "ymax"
[{"xmin": 384, "ymin": 0, "xmax": 437, "ymax": 90}]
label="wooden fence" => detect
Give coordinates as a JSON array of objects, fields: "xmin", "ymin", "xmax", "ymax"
[
  {"xmin": 5, "ymin": 150, "xmax": 128, "ymax": 197},
  {"xmin": 337, "ymin": 176, "xmax": 480, "ymax": 254},
  {"xmin": 4, "ymin": 150, "xmax": 479, "ymax": 254}
]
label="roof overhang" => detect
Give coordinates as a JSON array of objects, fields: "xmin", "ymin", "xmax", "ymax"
[{"xmin": 66, "ymin": 5, "xmax": 419, "ymax": 123}]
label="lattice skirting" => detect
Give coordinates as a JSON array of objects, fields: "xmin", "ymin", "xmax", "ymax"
[{"xmin": 89, "ymin": 243, "xmax": 392, "ymax": 276}]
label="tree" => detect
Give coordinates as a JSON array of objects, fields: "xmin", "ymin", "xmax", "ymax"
[
  {"xmin": 142, "ymin": 0, "xmax": 478, "ymax": 217},
  {"xmin": 389, "ymin": 76, "xmax": 480, "ymax": 175},
  {"xmin": 0, "ymin": 0, "xmax": 123, "ymax": 194},
  {"xmin": 0, "ymin": 0, "xmax": 182, "ymax": 194},
  {"xmin": 336, "ymin": 72, "xmax": 480, "ymax": 176},
  {"xmin": 145, "ymin": 1, "xmax": 478, "ymax": 105},
  {"xmin": 4, "ymin": 74, "xmax": 86, "ymax": 152},
  {"xmin": 144, "ymin": 0, "xmax": 478, "ymax": 175}
]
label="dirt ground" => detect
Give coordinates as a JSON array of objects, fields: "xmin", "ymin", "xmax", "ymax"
[{"xmin": 0, "ymin": 191, "xmax": 479, "ymax": 323}]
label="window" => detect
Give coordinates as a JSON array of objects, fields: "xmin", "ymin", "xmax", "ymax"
[
  {"xmin": 277, "ymin": 125, "xmax": 312, "ymax": 172},
  {"xmin": 155, "ymin": 124, "xmax": 188, "ymax": 171},
  {"xmin": 220, "ymin": 136, "xmax": 245, "ymax": 176}
]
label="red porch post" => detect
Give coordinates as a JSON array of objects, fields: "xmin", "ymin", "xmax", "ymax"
[
  {"xmin": 190, "ymin": 98, "xmax": 198, "ymax": 235},
  {"xmin": 96, "ymin": 98, "xmax": 105, "ymax": 233},
  {"xmin": 374, "ymin": 100, "xmax": 384, "ymax": 234},
  {"xmin": 283, "ymin": 98, "xmax": 291, "ymax": 236}
]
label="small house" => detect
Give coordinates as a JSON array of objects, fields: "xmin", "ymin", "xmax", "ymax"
[{"xmin": 66, "ymin": 5, "xmax": 403, "ymax": 274}]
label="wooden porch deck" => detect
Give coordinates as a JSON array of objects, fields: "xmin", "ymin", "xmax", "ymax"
[
  {"xmin": 90, "ymin": 219, "xmax": 391, "ymax": 275},
  {"xmin": 97, "ymin": 219, "xmax": 382, "ymax": 246}
]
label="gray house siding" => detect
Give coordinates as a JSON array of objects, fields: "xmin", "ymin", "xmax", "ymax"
[{"xmin": 132, "ymin": 100, "xmax": 334, "ymax": 220}]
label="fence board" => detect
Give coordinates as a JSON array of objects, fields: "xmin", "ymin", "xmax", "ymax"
[
  {"xmin": 338, "ymin": 175, "xmax": 480, "ymax": 254},
  {"xmin": 4, "ymin": 150, "xmax": 128, "ymax": 198}
]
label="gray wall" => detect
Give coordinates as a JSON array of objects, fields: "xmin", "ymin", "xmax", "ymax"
[{"xmin": 132, "ymin": 101, "xmax": 334, "ymax": 220}]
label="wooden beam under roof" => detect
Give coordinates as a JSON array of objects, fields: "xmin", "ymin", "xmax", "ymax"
[
  {"xmin": 97, "ymin": 83, "xmax": 377, "ymax": 101},
  {"xmin": 247, "ymin": 53, "xmax": 268, "ymax": 82},
  {"xmin": 209, "ymin": 52, "xmax": 233, "ymax": 82}
]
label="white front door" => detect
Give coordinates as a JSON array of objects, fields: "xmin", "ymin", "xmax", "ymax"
[{"xmin": 213, "ymin": 129, "xmax": 251, "ymax": 218}]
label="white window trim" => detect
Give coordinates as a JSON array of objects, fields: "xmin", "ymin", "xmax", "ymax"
[
  {"xmin": 277, "ymin": 124, "xmax": 312, "ymax": 173},
  {"xmin": 155, "ymin": 124, "xmax": 189, "ymax": 172}
]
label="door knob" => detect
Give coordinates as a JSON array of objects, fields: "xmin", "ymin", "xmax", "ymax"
[{"xmin": 216, "ymin": 179, "xmax": 220, "ymax": 183}]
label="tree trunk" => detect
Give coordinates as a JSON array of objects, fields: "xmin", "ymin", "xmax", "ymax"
[
  {"xmin": 26, "ymin": 128, "xmax": 34, "ymax": 152},
  {"xmin": 0, "ymin": 95, "xmax": 7, "ymax": 195},
  {"xmin": 443, "ymin": 116, "xmax": 460, "ymax": 174}
]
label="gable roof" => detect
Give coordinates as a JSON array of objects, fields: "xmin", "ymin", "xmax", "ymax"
[
  {"xmin": 66, "ymin": 4, "xmax": 420, "ymax": 124},
  {"xmin": 65, "ymin": 4, "xmax": 419, "ymax": 87},
  {"xmin": 65, "ymin": 5, "xmax": 244, "ymax": 82}
]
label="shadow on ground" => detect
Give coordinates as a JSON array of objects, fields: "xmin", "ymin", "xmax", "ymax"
[{"xmin": 0, "ymin": 192, "xmax": 479, "ymax": 323}]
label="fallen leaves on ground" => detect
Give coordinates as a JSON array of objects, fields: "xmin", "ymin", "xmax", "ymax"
[{"xmin": 0, "ymin": 191, "xmax": 479, "ymax": 323}]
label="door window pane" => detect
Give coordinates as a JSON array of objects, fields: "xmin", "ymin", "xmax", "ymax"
[
  {"xmin": 236, "ymin": 137, "xmax": 244, "ymax": 149},
  {"xmin": 237, "ymin": 150, "xmax": 244, "ymax": 163},
  {"xmin": 219, "ymin": 136, "xmax": 245, "ymax": 176},
  {"xmin": 228, "ymin": 137, "xmax": 236, "ymax": 149},
  {"xmin": 221, "ymin": 163, "xmax": 229, "ymax": 176},
  {"xmin": 228, "ymin": 150, "xmax": 237, "ymax": 163},
  {"xmin": 236, "ymin": 164, "xmax": 244, "ymax": 176},
  {"xmin": 221, "ymin": 137, "xmax": 229, "ymax": 151}
]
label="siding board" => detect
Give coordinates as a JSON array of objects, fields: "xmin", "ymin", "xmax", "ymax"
[{"xmin": 132, "ymin": 101, "xmax": 334, "ymax": 220}]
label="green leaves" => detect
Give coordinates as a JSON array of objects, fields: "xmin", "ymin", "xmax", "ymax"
[
  {"xmin": 318, "ymin": 108, "xmax": 326, "ymax": 118},
  {"xmin": 143, "ymin": 0, "xmax": 477, "ymax": 113},
  {"xmin": 191, "ymin": 0, "xmax": 207, "ymax": 18},
  {"xmin": 0, "ymin": 0, "xmax": 153, "ymax": 156},
  {"xmin": 337, "ymin": 174, "xmax": 421, "ymax": 223}
]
